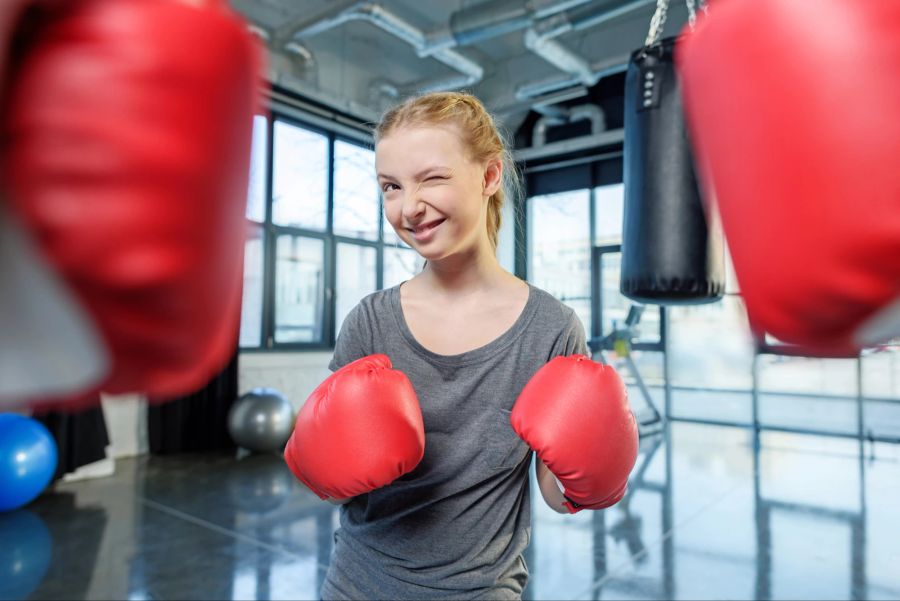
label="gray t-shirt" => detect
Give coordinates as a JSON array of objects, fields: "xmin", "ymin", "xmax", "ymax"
[{"xmin": 320, "ymin": 282, "xmax": 588, "ymax": 601}]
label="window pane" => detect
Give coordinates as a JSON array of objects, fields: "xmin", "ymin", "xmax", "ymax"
[
  {"xmin": 862, "ymin": 345, "xmax": 900, "ymax": 400},
  {"xmin": 758, "ymin": 355, "xmax": 858, "ymax": 397},
  {"xmin": 528, "ymin": 190, "xmax": 591, "ymax": 333},
  {"xmin": 496, "ymin": 196, "xmax": 516, "ymax": 273},
  {"xmin": 275, "ymin": 235, "xmax": 325, "ymax": 343},
  {"xmin": 599, "ymin": 252, "xmax": 660, "ymax": 344},
  {"xmin": 273, "ymin": 121, "xmax": 328, "ymax": 230},
  {"xmin": 239, "ymin": 225, "xmax": 264, "ymax": 348},
  {"xmin": 334, "ymin": 141, "xmax": 378, "ymax": 240},
  {"xmin": 384, "ymin": 246, "xmax": 424, "ymax": 289},
  {"xmin": 594, "ymin": 183, "xmax": 624, "ymax": 245},
  {"xmin": 246, "ymin": 115, "xmax": 267, "ymax": 222},
  {"xmin": 863, "ymin": 343, "xmax": 900, "ymax": 440},
  {"xmin": 335, "ymin": 243, "xmax": 377, "ymax": 338},
  {"xmin": 668, "ymin": 296, "xmax": 755, "ymax": 390}
]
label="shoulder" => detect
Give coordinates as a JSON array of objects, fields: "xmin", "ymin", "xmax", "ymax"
[
  {"xmin": 523, "ymin": 284, "xmax": 588, "ymax": 358},
  {"xmin": 526, "ymin": 283, "xmax": 580, "ymax": 329},
  {"xmin": 349, "ymin": 286, "xmax": 396, "ymax": 322}
]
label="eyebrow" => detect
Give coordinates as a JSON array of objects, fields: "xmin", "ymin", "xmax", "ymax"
[{"xmin": 377, "ymin": 166, "xmax": 452, "ymax": 181}]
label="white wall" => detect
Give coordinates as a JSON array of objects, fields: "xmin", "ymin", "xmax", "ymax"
[{"xmin": 238, "ymin": 351, "xmax": 332, "ymax": 413}]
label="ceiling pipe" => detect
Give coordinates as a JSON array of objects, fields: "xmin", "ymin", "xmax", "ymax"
[
  {"xmin": 532, "ymin": 103, "xmax": 606, "ymax": 147},
  {"xmin": 519, "ymin": 0, "xmax": 656, "ymax": 99},
  {"xmin": 515, "ymin": 53, "xmax": 630, "ymax": 101},
  {"xmin": 418, "ymin": 0, "xmax": 594, "ymax": 57},
  {"xmin": 532, "ymin": 0, "xmax": 656, "ymax": 39},
  {"xmin": 275, "ymin": 1, "xmax": 483, "ymax": 92},
  {"xmin": 524, "ymin": 28, "xmax": 598, "ymax": 87},
  {"xmin": 246, "ymin": 23, "xmax": 317, "ymax": 86}
]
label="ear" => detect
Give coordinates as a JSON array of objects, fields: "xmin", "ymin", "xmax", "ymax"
[{"xmin": 482, "ymin": 158, "xmax": 503, "ymax": 198}]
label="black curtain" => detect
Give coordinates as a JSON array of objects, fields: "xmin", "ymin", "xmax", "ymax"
[
  {"xmin": 34, "ymin": 404, "xmax": 109, "ymax": 481},
  {"xmin": 147, "ymin": 351, "xmax": 238, "ymax": 454}
]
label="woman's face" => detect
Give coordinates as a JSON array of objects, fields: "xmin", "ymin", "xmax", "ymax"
[{"xmin": 376, "ymin": 124, "xmax": 500, "ymax": 262}]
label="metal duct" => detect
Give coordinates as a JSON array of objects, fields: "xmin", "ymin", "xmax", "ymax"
[
  {"xmin": 419, "ymin": 0, "xmax": 594, "ymax": 57},
  {"xmin": 523, "ymin": 28, "xmax": 597, "ymax": 87},
  {"xmin": 532, "ymin": 103, "xmax": 606, "ymax": 147},
  {"xmin": 278, "ymin": 1, "xmax": 483, "ymax": 91},
  {"xmin": 515, "ymin": 54, "xmax": 630, "ymax": 101},
  {"xmin": 521, "ymin": 0, "xmax": 656, "ymax": 98}
]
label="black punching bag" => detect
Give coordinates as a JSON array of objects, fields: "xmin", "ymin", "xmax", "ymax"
[{"xmin": 621, "ymin": 36, "xmax": 724, "ymax": 305}]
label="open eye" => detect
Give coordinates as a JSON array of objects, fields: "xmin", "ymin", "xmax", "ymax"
[{"xmin": 381, "ymin": 182, "xmax": 400, "ymax": 193}]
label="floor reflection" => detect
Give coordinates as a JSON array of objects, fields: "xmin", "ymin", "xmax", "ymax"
[{"xmin": 8, "ymin": 420, "xmax": 900, "ymax": 600}]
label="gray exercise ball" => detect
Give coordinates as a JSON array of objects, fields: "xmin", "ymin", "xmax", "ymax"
[{"xmin": 228, "ymin": 388, "xmax": 295, "ymax": 453}]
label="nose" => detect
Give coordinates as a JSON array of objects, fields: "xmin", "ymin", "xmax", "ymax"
[{"xmin": 400, "ymin": 187, "xmax": 426, "ymax": 224}]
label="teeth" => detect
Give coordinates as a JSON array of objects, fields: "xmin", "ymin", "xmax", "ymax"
[{"xmin": 414, "ymin": 220, "xmax": 441, "ymax": 234}]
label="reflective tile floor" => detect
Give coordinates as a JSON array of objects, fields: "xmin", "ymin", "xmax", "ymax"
[{"xmin": 4, "ymin": 422, "xmax": 900, "ymax": 600}]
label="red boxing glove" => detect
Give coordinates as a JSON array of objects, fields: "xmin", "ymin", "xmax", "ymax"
[
  {"xmin": 284, "ymin": 355, "xmax": 426, "ymax": 500},
  {"xmin": 0, "ymin": 0, "xmax": 265, "ymax": 406},
  {"xmin": 511, "ymin": 355, "xmax": 639, "ymax": 513},
  {"xmin": 677, "ymin": 0, "xmax": 900, "ymax": 356}
]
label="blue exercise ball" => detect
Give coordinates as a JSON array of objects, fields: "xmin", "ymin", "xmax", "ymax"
[
  {"xmin": 0, "ymin": 510, "xmax": 52, "ymax": 600},
  {"xmin": 0, "ymin": 414, "xmax": 58, "ymax": 513}
]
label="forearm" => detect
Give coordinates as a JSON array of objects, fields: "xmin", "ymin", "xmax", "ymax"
[{"xmin": 535, "ymin": 458, "xmax": 568, "ymax": 514}]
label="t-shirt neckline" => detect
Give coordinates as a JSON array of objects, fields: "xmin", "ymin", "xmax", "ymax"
[{"xmin": 389, "ymin": 281, "xmax": 540, "ymax": 367}]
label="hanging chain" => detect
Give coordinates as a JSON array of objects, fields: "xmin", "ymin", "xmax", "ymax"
[
  {"xmin": 646, "ymin": 0, "xmax": 708, "ymax": 45},
  {"xmin": 645, "ymin": 0, "xmax": 670, "ymax": 47},
  {"xmin": 686, "ymin": 0, "xmax": 697, "ymax": 29}
]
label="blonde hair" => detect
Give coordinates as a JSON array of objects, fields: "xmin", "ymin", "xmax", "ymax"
[{"xmin": 375, "ymin": 91, "xmax": 522, "ymax": 252}]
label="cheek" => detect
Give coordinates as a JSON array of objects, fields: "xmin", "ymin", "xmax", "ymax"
[
  {"xmin": 383, "ymin": 197, "xmax": 401, "ymax": 225},
  {"xmin": 438, "ymin": 185, "xmax": 483, "ymax": 221}
]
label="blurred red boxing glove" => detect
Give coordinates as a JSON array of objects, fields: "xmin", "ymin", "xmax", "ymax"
[
  {"xmin": 284, "ymin": 355, "xmax": 426, "ymax": 500},
  {"xmin": 0, "ymin": 0, "xmax": 265, "ymax": 406},
  {"xmin": 511, "ymin": 355, "xmax": 639, "ymax": 513},
  {"xmin": 677, "ymin": 0, "xmax": 900, "ymax": 356}
]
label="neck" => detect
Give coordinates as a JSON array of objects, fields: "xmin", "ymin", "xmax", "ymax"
[{"xmin": 420, "ymin": 241, "xmax": 506, "ymax": 296}]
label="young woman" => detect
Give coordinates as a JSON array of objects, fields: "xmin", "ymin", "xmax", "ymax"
[{"xmin": 285, "ymin": 92, "xmax": 637, "ymax": 600}]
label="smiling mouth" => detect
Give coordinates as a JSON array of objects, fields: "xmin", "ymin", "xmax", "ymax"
[{"xmin": 407, "ymin": 218, "xmax": 446, "ymax": 236}]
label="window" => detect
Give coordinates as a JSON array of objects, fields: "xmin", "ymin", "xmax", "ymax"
[
  {"xmin": 272, "ymin": 121, "xmax": 328, "ymax": 230},
  {"xmin": 334, "ymin": 140, "xmax": 379, "ymax": 240},
  {"xmin": 597, "ymin": 250, "xmax": 661, "ymax": 345},
  {"xmin": 593, "ymin": 183, "xmax": 624, "ymax": 246},
  {"xmin": 239, "ymin": 225, "xmax": 264, "ymax": 347},
  {"xmin": 528, "ymin": 189, "xmax": 592, "ymax": 333},
  {"xmin": 246, "ymin": 115, "xmax": 268, "ymax": 223},
  {"xmin": 384, "ymin": 246, "xmax": 425, "ymax": 290},
  {"xmin": 274, "ymin": 235, "xmax": 325, "ymax": 343},
  {"xmin": 668, "ymin": 297, "xmax": 755, "ymax": 391},
  {"xmin": 335, "ymin": 243, "xmax": 377, "ymax": 337}
]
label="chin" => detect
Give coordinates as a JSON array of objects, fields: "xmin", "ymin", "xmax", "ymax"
[{"xmin": 413, "ymin": 246, "xmax": 449, "ymax": 263}]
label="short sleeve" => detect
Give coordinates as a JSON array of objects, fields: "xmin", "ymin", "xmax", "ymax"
[
  {"xmin": 328, "ymin": 303, "xmax": 370, "ymax": 372},
  {"xmin": 550, "ymin": 308, "xmax": 589, "ymax": 358}
]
